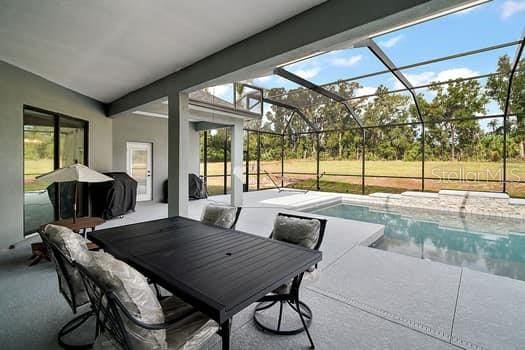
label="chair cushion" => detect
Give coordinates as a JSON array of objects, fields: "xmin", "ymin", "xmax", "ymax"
[
  {"xmin": 161, "ymin": 296, "xmax": 218, "ymax": 350},
  {"xmin": 44, "ymin": 224, "xmax": 92, "ymax": 265},
  {"xmin": 43, "ymin": 224, "xmax": 91, "ymax": 307},
  {"xmin": 271, "ymin": 215, "xmax": 320, "ymax": 249},
  {"xmin": 93, "ymin": 295, "xmax": 218, "ymax": 350},
  {"xmin": 87, "ymin": 251, "xmax": 167, "ymax": 350},
  {"xmin": 270, "ymin": 216, "xmax": 321, "ymax": 295},
  {"xmin": 200, "ymin": 204, "xmax": 238, "ymax": 229}
]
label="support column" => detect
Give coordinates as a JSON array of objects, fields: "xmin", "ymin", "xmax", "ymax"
[
  {"xmin": 230, "ymin": 120, "xmax": 244, "ymax": 207},
  {"xmin": 188, "ymin": 125, "xmax": 201, "ymax": 176},
  {"xmin": 168, "ymin": 92, "xmax": 190, "ymax": 217}
]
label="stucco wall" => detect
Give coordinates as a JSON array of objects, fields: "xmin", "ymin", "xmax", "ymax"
[
  {"xmin": 112, "ymin": 114, "xmax": 168, "ymax": 202},
  {"xmin": 112, "ymin": 113, "xmax": 202, "ymax": 203},
  {"xmin": 0, "ymin": 61, "xmax": 112, "ymax": 249}
]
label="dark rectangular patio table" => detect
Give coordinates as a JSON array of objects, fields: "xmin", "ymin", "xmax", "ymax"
[{"xmin": 88, "ymin": 216, "xmax": 322, "ymax": 350}]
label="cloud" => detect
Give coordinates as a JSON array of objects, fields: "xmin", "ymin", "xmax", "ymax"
[
  {"xmin": 379, "ymin": 35, "xmax": 403, "ymax": 48},
  {"xmin": 435, "ymin": 68, "xmax": 479, "ymax": 82},
  {"xmin": 290, "ymin": 67, "xmax": 320, "ymax": 80},
  {"xmin": 501, "ymin": 0, "xmax": 525, "ymax": 19},
  {"xmin": 392, "ymin": 68, "xmax": 479, "ymax": 89},
  {"xmin": 330, "ymin": 55, "xmax": 363, "ymax": 67}
]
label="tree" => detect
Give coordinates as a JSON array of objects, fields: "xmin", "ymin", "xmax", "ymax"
[
  {"xmin": 423, "ymin": 80, "xmax": 487, "ymax": 161},
  {"xmin": 486, "ymin": 55, "xmax": 525, "ymax": 159},
  {"xmin": 360, "ymin": 86, "xmax": 417, "ymax": 160}
]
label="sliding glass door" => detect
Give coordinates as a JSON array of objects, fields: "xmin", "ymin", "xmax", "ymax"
[{"xmin": 23, "ymin": 107, "xmax": 88, "ymax": 235}]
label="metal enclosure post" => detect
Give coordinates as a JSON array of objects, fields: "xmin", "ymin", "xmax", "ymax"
[
  {"xmin": 362, "ymin": 129, "xmax": 366, "ymax": 195},
  {"xmin": 245, "ymin": 130, "xmax": 249, "ymax": 191},
  {"xmin": 503, "ymin": 117, "xmax": 507, "ymax": 193},
  {"xmin": 204, "ymin": 131, "xmax": 208, "ymax": 184},
  {"xmin": 502, "ymin": 34, "xmax": 525, "ymax": 193},
  {"xmin": 281, "ymin": 134, "xmax": 285, "ymax": 187},
  {"xmin": 223, "ymin": 129, "xmax": 228, "ymax": 195},
  {"xmin": 364, "ymin": 38, "xmax": 427, "ymax": 192},
  {"xmin": 316, "ymin": 133, "xmax": 320, "ymax": 191},
  {"xmin": 256, "ymin": 131, "xmax": 261, "ymax": 190},
  {"xmin": 421, "ymin": 125, "xmax": 425, "ymax": 191}
]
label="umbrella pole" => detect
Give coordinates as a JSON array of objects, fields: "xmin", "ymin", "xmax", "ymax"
[{"xmin": 73, "ymin": 182, "xmax": 78, "ymax": 223}]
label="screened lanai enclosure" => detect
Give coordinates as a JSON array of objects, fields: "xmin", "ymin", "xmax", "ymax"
[{"xmin": 195, "ymin": 1, "xmax": 525, "ymax": 198}]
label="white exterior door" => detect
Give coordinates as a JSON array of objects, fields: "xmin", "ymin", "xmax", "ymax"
[{"xmin": 127, "ymin": 142, "xmax": 152, "ymax": 201}]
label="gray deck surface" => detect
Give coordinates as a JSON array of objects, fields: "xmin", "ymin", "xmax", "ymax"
[{"xmin": 1, "ymin": 189, "xmax": 524, "ymax": 349}]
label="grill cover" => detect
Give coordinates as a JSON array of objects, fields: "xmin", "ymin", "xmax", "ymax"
[
  {"xmin": 161, "ymin": 174, "xmax": 208, "ymax": 203},
  {"xmin": 189, "ymin": 173, "xmax": 208, "ymax": 200},
  {"xmin": 91, "ymin": 172, "xmax": 137, "ymax": 219}
]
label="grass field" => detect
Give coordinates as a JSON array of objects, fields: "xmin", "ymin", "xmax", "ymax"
[
  {"xmin": 24, "ymin": 159, "xmax": 54, "ymax": 191},
  {"xmin": 23, "ymin": 158, "xmax": 525, "ymax": 197},
  {"xmin": 204, "ymin": 159, "xmax": 525, "ymax": 197}
]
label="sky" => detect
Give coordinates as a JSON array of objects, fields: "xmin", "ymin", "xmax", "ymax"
[{"xmin": 205, "ymin": 0, "xmax": 525, "ymax": 124}]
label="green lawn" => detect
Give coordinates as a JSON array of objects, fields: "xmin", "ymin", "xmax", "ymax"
[
  {"xmin": 25, "ymin": 158, "xmax": 54, "ymax": 176},
  {"xmin": 289, "ymin": 178, "xmax": 408, "ymax": 194},
  {"xmin": 204, "ymin": 159, "xmax": 525, "ymax": 197},
  {"xmin": 205, "ymin": 159, "xmax": 525, "ymax": 178},
  {"xmin": 24, "ymin": 158, "xmax": 54, "ymax": 191},
  {"xmin": 24, "ymin": 158, "xmax": 525, "ymax": 197}
]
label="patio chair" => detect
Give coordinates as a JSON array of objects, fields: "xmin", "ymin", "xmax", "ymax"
[
  {"xmin": 263, "ymin": 170, "xmax": 308, "ymax": 193},
  {"xmin": 200, "ymin": 203, "xmax": 242, "ymax": 229},
  {"xmin": 39, "ymin": 224, "xmax": 95, "ymax": 349},
  {"xmin": 77, "ymin": 250, "xmax": 218, "ymax": 350},
  {"xmin": 253, "ymin": 213, "xmax": 327, "ymax": 349}
]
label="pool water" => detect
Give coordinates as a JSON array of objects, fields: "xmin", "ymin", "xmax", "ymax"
[{"xmin": 309, "ymin": 203, "xmax": 525, "ymax": 281}]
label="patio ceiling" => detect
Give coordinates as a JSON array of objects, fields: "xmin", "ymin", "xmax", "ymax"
[{"xmin": 0, "ymin": 0, "xmax": 325, "ymax": 103}]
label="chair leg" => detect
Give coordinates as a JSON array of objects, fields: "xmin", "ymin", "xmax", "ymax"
[
  {"xmin": 253, "ymin": 299, "xmax": 313, "ymax": 336},
  {"xmin": 287, "ymin": 300, "xmax": 312, "ymax": 320},
  {"xmin": 277, "ymin": 301, "xmax": 284, "ymax": 331},
  {"xmin": 295, "ymin": 298, "xmax": 315, "ymax": 349},
  {"xmin": 58, "ymin": 309, "xmax": 94, "ymax": 349}
]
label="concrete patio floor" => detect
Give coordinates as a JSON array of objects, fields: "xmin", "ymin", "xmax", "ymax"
[{"xmin": 1, "ymin": 189, "xmax": 524, "ymax": 349}]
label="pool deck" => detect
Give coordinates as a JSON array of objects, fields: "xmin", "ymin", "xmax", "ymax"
[
  {"xmin": 108, "ymin": 189, "xmax": 525, "ymax": 349},
  {"xmin": 2, "ymin": 189, "xmax": 524, "ymax": 349}
]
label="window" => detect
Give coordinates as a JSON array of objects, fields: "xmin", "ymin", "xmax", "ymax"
[{"xmin": 23, "ymin": 107, "xmax": 88, "ymax": 235}]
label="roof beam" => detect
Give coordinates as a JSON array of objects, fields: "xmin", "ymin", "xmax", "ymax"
[
  {"xmin": 274, "ymin": 67, "xmax": 345, "ymax": 102},
  {"xmin": 263, "ymin": 97, "xmax": 319, "ymax": 132},
  {"xmin": 361, "ymin": 38, "xmax": 424, "ymax": 123},
  {"xmin": 192, "ymin": 121, "xmax": 230, "ymax": 131},
  {"xmin": 107, "ymin": 0, "xmax": 467, "ymax": 116},
  {"xmin": 273, "ymin": 67, "xmax": 363, "ymax": 128}
]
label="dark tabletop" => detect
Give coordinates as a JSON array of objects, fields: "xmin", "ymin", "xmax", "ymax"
[
  {"xmin": 53, "ymin": 217, "xmax": 105, "ymax": 230},
  {"xmin": 88, "ymin": 216, "xmax": 322, "ymax": 323}
]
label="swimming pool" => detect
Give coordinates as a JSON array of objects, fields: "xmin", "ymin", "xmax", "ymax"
[{"xmin": 308, "ymin": 202, "xmax": 525, "ymax": 281}]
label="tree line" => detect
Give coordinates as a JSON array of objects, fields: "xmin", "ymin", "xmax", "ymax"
[{"xmin": 205, "ymin": 55, "xmax": 524, "ymax": 163}]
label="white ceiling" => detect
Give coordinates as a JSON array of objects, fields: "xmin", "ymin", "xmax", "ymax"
[{"xmin": 0, "ymin": 0, "xmax": 325, "ymax": 103}]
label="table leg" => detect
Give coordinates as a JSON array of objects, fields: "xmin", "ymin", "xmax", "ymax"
[
  {"xmin": 220, "ymin": 318, "xmax": 231, "ymax": 350},
  {"xmin": 28, "ymin": 255, "xmax": 42, "ymax": 266}
]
